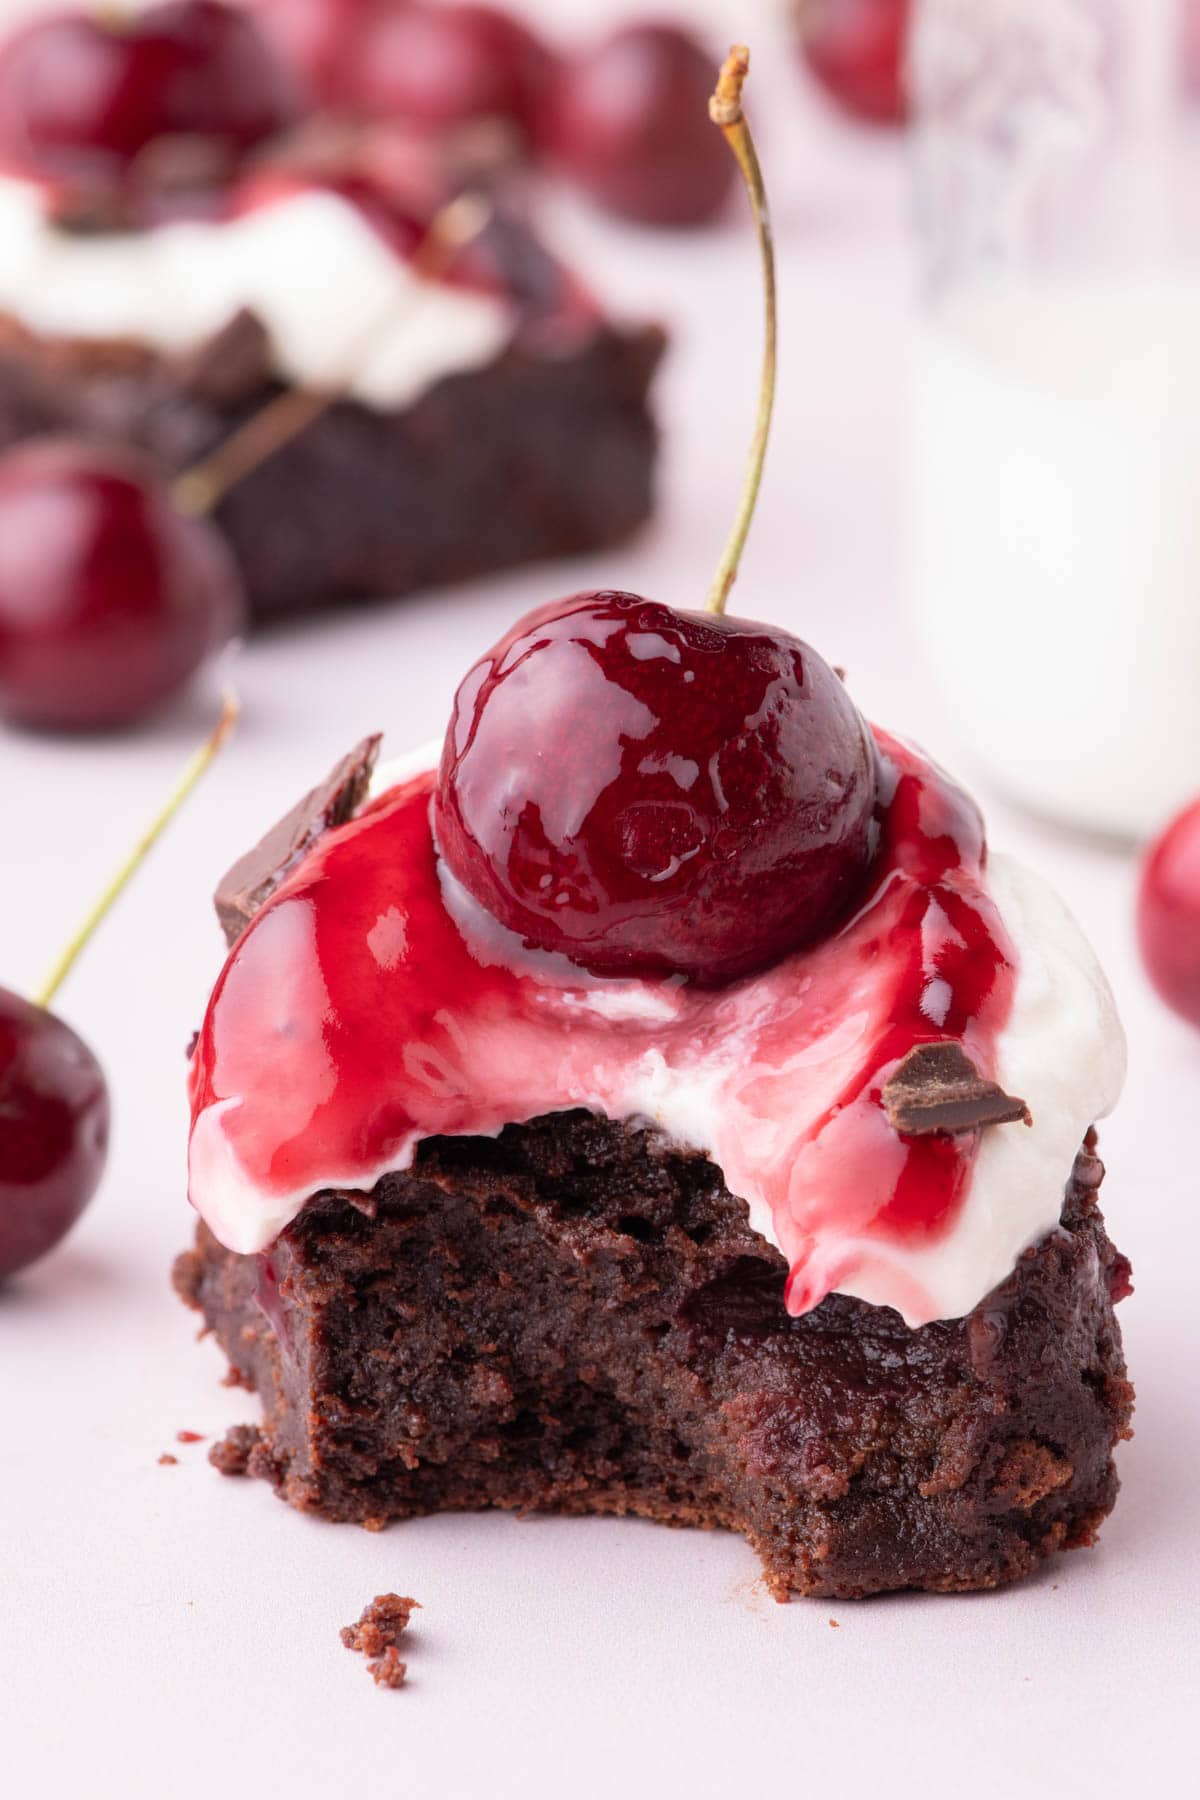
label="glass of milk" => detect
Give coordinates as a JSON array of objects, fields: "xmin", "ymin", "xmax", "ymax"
[{"xmin": 910, "ymin": 0, "xmax": 1200, "ymax": 840}]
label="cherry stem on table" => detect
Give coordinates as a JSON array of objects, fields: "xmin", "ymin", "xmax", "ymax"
[
  {"xmin": 705, "ymin": 45, "xmax": 777, "ymax": 618},
  {"xmin": 172, "ymin": 192, "xmax": 493, "ymax": 518},
  {"xmin": 33, "ymin": 692, "xmax": 239, "ymax": 1010}
]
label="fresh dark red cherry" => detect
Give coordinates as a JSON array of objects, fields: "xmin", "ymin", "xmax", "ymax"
[
  {"xmin": 242, "ymin": 0, "xmax": 370, "ymax": 107},
  {"xmin": 0, "ymin": 0, "xmax": 300, "ymax": 188},
  {"xmin": 435, "ymin": 591, "xmax": 879, "ymax": 985},
  {"xmin": 542, "ymin": 23, "xmax": 737, "ymax": 227},
  {"xmin": 0, "ymin": 987, "xmax": 109, "ymax": 1280},
  {"xmin": 1138, "ymin": 798, "xmax": 1200, "ymax": 1028},
  {"xmin": 0, "ymin": 440, "xmax": 244, "ymax": 733},
  {"xmin": 339, "ymin": 1, "xmax": 555, "ymax": 137},
  {"xmin": 796, "ymin": 0, "xmax": 910, "ymax": 126}
]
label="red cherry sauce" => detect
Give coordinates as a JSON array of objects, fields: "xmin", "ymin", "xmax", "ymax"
[{"xmin": 188, "ymin": 731, "xmax": 1017, "ymax": 1325}]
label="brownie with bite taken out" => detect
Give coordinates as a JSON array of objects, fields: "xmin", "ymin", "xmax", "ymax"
[
  {"xmin": 174, "ymin": 48, "xmax": 1132, "ymax": 1601},
  {"xmin": 176, "ymin": 605, "xmax": 1133, "ymax": 1600}
]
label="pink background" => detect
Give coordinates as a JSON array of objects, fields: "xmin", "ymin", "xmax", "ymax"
[{"xmin": 1, "ymin": 3, "xmax": 1194, "ymax": 1793}]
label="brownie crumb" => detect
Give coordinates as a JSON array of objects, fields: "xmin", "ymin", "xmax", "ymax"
[
  {"xmin": 158, "ymin": 1453, "xmax": 178, "ymax": 1466},
  {"xmin": 367, "ymin": 1648, "xmax": 408, "ymax": 1689},
  {"xmin": 209, "ymin": 1423, "xmax": 262, "ymax": 1476},
  {"xmin": 176, "ymin": 1430, "xmax": 205, "ymax": 1444},
  {"xmin": 340, "ymin": 1593, "xmax": 419, "ymax": 1657},
  {"xmin": 341, "ymin": 1595, "xmax": 420, "ymax": 1688}
]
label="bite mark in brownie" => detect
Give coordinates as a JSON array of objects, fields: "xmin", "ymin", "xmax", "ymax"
[{"xmin": 174, "ymin": 1112, "xmax": 1133, "ymax": 1601}]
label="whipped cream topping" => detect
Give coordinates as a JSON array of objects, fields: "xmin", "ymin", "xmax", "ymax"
[
  {"xmin": 187, "ymin": 737, "xmax": 1125, "ymax": 1328},
  {"xmin": 0, "ymin": 176, "xmax": 513, "ymax": 408}
]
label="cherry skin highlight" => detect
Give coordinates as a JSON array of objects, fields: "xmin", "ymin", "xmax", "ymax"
[
  {"xmin": 0, "ymin": 440, "xmax": 245, "ymax": 732},
  {"xmin": 542, "ymin": 23, "xmax": 737, "ymax": 227},
  {"xmin": 339, "ymin": 2, "xmax": 555, "ymax": 137},
  {"xmin": 797, "ymin": 0, "xmax": 910, "ymax": 126},
  {"xmin": 0, "ymin": 987, "xmax": 109, "ymax": 1280},
  {"xmin": 1138, "ymin": 798, "xmax": 1200, "ymax": 1028},
  {"xmin": 0, "ymin": 0, "xmax": 300, "ymax": 189},
  {"xmin": 435, "ymin": 591, "xmax": 879, "ymax": 985}
]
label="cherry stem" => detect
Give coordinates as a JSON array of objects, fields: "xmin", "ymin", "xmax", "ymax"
[
  {"xmin": 32, "ymin": 691, "xmax": 239, "ymax": 1010},
  {"xmin": 705, "ymin": 46, "xmax": 776, "ymax": 617},
  {"xmin": 172, "ymin": 192, "xmax": 492, "ymax": 518}
]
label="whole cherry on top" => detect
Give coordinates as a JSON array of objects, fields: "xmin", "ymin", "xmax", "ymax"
[
  {"xmin": 435, "ymin": 47, "xmax": 880, "ymax": 986},
  {"xmin": 0, "ymin": 699, "xmax": 235, "ymax": 1279},
  {"xmin": 0, "ymin": 0, "xmax": 301, "ymax": 196},
  {"xmin": 794, "ymin": 0, "xmax": 911, "ymax": 126},
  {"xmin": 1138, "ymin": 798, "xmax": 1200, "ymax": 1029}
]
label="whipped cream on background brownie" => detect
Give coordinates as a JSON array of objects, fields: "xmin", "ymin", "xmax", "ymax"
[
  {"xmin": 187, "ymin": 734, "xmax": 1124, "ymax": 1330},
  {"xmin": 0, "ymin": 173, "xmax": 517, "ymax": 408}
]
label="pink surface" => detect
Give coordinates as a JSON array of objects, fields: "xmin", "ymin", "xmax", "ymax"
[{"xmin": 0, "ymin": 3, "xmax": 1192, "ymax": 1794}]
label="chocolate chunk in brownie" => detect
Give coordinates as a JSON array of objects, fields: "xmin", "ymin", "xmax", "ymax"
[
  {"xmin": 214, "ymin": 735, "xmax": 380, "ymax": 947},
  {"xmin": 882, "ymin": 1040, "xmax": 1031, "ymax": 1136}
]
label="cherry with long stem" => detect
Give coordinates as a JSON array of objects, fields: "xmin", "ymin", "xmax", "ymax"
[
  {"xmin": 1, "ymin": 694, "xmax": 238, "ymax": 1279},
  {"xmin": 435, "ymin": 44, "xmax": 879, "ymax": 986},
  {"xmin": 706, "ymin": 45, "xmax": 776, "ymax": 617},
  {"xmin": 34, "ymin": 691, "xmax": 240, "ymax": 1006}
]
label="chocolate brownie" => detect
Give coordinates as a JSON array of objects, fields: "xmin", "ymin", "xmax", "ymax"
[
  {"xmin": 175, "ymin": 1112, "xmax": 1132, "ymax": 1601},
  {"xmin": 0, "ymin": 309, "xmax": 664, "ymax": 626}
]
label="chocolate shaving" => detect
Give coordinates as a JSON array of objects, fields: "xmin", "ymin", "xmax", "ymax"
[
  {"xmin": 215, "ymin": 736, "xmax": 381, "ymax": 947},
  {"xmin": 882, "ymin": 1042, "xmax": 1031, "ymax": 1138},
  {"xmin": 172, "ymin": 308, "xmax": 273, "ymax": 407}
]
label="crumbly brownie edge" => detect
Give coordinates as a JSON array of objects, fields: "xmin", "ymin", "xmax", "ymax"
[{"xmin": 174, "ymin": 1112, "xmax": 1133, "ymax": 1601}]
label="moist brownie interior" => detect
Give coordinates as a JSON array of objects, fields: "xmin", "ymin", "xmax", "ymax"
[{"xmin": 176, "ymin": 1110, "xmax": 1132, "ymax": 1600}]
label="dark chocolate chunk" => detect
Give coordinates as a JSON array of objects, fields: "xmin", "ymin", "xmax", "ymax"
[
  {"xmin": 172, "ymin": 309, "xmax": 273, "ymax": 407},
  {"xmin": 882, "ymin": 1041, "xmax": 1031, "ymax": 1137},
  {"xmin": 214, "ymin": 736, "xmax": 381, "ymax": 947}
]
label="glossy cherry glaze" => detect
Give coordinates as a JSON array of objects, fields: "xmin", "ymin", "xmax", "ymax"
[
  {"xmin": 542, "ymin": 23, "xmax": 736, "ymax": 227},
  {"xmin": 1137, "ymin": 798, "xmax": 1200, "ymax": 1028},
  {"xmin": 797, "ymin": 0, "xmax": 910, "ymax": 126},
  {"xmin": 0, "ymin": 988, "xmax": 109, "ymax": 1279},
  {"xmin": 0, "ymin": 441, "xmax": 244, "ymax": 732},
  {"xmin": 338, "ymin": 2, "xmax": 555, "ymax": 137},
  {"xmin": 435, "ymin": 592, "xmax": 878, "ymax": 984},
  {"xmin": 188, "ymin": 731, "xmax": 1018, "ymax": 1323},
  {"xmin": 0, "ymin": 0, "xmax": 300, "ymax": 191}
]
